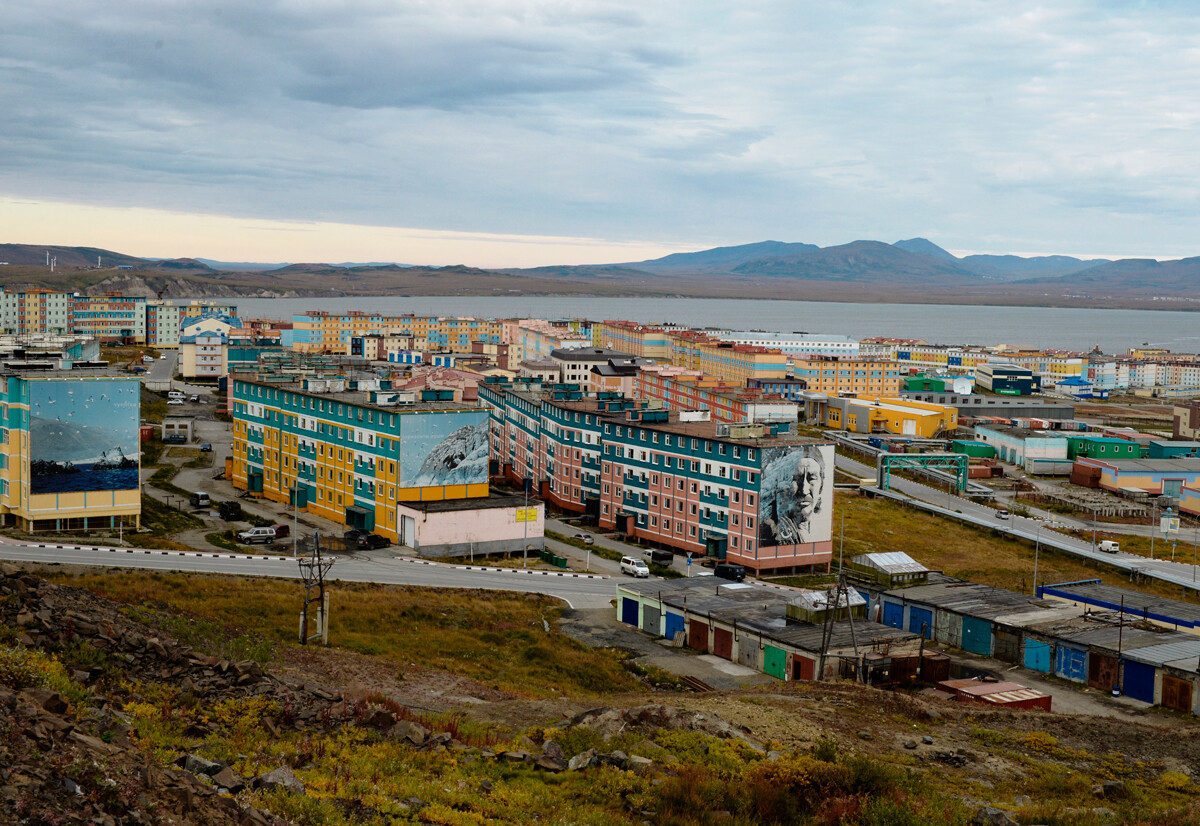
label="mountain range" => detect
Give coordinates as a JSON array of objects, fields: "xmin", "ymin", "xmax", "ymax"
[{"xmin": 0, "ymin": 238, "xmax": 1193, "ymax": 309}]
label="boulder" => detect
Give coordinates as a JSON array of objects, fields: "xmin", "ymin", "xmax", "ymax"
[
  {"xmin": 257, "ymin": 765, "xmax": 305, "ymax": 795},
  {"xmin": 534, "ymin": 755, "xmax": 567, "ymax": 772},
  {"xmin": 182, "ymin": 754, "xmax": 224, "ymax": 777},
  {"xmin": 361, "ymin": 709, "xmax": 396, "ymax": 731},
  {"xmin": 210, "ymin": 766, "xmax": 246, "ymax": 793},
  {"xmin": 21, "ymin": 688, "xmax": 68, "ymax": 715},
  {"xmin": 542, "ymin": 739, "xmax": 565, "ymax": 760},
  {"xmin": 974, "ymin": 806, "xmax": 1020, "ymax": 826},
  {"xmin": 501, "ymin": 750, "xmax": 531, "ymax": 763},
  {"xmin": 387, "ymin": 720, "xmax": 428, "ymax": 747},
  {"xmin": 568, "ymin": 749, "xmax": 597, "ymax": 771},
  {"xmin": 626, "ymin": 755, "xmax": 655, "ymax": 772},
  {"xmin": 1093, "ymin": 781, "xmax": 1125, "ymax": 799}
]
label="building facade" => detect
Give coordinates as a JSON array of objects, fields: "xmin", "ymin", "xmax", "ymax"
[
  {"xmin": 479, "ymin": 379, "xmax": 834, "ymax": 573},
  {"xmin": 231, "ymin": 377, "xmax": 490, "ymax": 541},
  {"xmin": 145, "ymin": 300, "xmax": 183, "ymax": 349},
  {"xmin": 0, "ymin": 290, "xmax": 75, "ymax": 336},
  {"xmin": 0, "ymin": 371, "xmax": 141, "ymax": 532},
  {"xmin": 788, "ymin": 357, "xmax": 904, "ymax": 396}
]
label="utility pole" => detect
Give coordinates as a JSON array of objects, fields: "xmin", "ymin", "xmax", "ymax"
[
  {"xmin": 523, "ymin": 477, "xmax": 529, "ymax": 569},
  {"xmin": 1033, "ymin": 525, "xmax": 1043, "ymax": 596},
  {"xmin": 298, "ymin": 532, "xmax": 334, "ymax": 645}
]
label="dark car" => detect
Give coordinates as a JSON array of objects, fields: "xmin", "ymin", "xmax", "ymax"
[
  {"xmin": 649, "ymin": 549, "xmax": 674, "ymax": 567},
  {"xmin": 217, "ymin": 501, "xmax": 242, "ymax": 521},
  {"xmin": 199, "ymin": 442, "xmax": 212, "ymax": 452},
  {"xmin": 714, "ymin": 563, "xmax": 746, "ymax": 582},
  {"xmin": 356, "ymin": 533, "xmax": 390, "ymax": 550},
  {"xmin": 343, "ymin": 528, "xmax": 367, "ymax": 542},
  {"xmin": 162, "ymin": 435, "xmax": 186, "ymax": 445}
]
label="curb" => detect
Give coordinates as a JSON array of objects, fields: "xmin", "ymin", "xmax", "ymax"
[
  {"xmin": 393, "ymin": 556, "xmax": 606, "ymax": 579},
  {"xmin": 25, "ymin": 543, "xmax": 291, "ymax": 561}
]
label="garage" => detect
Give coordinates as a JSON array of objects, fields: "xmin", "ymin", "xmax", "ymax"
[
  {"xmin": 688, "ymin": 618, "xmax": 709, "ymax": 651},
  {"xmin": 713, "ymin": 627, "xmax": 734, "ymax": 660},
  {"xmin": 1055, "ymin": 645, "xmax": 1087, "ymax": 683},
  {"xmin": 792, "ymin": 655, "xmax": 815, "ymax": 680},
  {"xmin": 1088, "ymin": 652, "xmax": 1119, "ymax": 692},
  {"xmin": 1123, "ymin": 660, "xmax": 1156, "ymax": 704},
  {"xmin": 763, "ymin": 645, "xmax": 787, "ymax": 679},
  {"xmin": 908, "ymin": 606, "xmax": 933, "ymax": 639},
  {"xmin": 620, "ymin": 597, "xmax": 639, "ymax": 626},
  {"xmin": 993, "ymin": 628, "xmax": 1021, "ymax": 664},
  {"xmin": 961, "ymin": 616, "xmax": 993, "ymax": 657},
  {"xmin": 1162, "ymin": 674, "xmax": 1194, "ymax": 714},
  {"xmin": 641, "ymin": 603, "xmax": 660, "ymax": 636},
  {"xmin": 1024, "ymin": 639, "xmax": 1051, "ymax": 673},
  {"xmin": 665, "ymin": 612, "xmax": 685, "ymax": 642},
  {"xmin": 738, "ymin": 636, "xmax": 759, "ymax": 670},
  {"xmin": 935, "ymin": 609, "xmax": 962, "ymax": 648},
  {"xmin": 882, "ymin": 601, "xmax": 904, "ymax": 629}
]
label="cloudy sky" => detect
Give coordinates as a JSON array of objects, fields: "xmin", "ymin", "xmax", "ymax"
[{"xmin": 3, "ymin": 1, "xmax": 1199, "ymax": 266}]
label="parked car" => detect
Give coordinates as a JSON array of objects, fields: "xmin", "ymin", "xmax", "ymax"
[
  {"xmin": 237, "ymin": 526, "xmax": 277, "ymax": 544},
  {"xmin": 199, "ymin": 442, "xmax": 212, "ymax": 452},
  {"xmin": 714, "ymin": 562, "xmax": 746, "ymax": 582},
  {"xmin": 356, "ymin": 533, "xmax": 389, "ymax": 549},
  {"xmin": 343, "ymin": 528, "xmax": 367, "ymax": 542},
  {"xmin": 649, "ymin": 549, "xmax": 674, "ymax": 567},
  {"xmin": 995, "ymin": 509, "xmax": 1010, "ymax": 519},
  {"xmin": 159, "ymin": 354, "xmax": 167, "ymax": 359},
  {"xmin": 189, "ymin": 492, "xmax": 210, "ymax": 508},
  {"xmin": 142, "ymin": 356, "xmax": 155, "ymax": 363},
  {"xmin": 620, "ymin": 556, "xmax": 650, "ymax": 578},
  {"xmin": 218, "ymin": 501, "xmax": 242, "ymax": 521},
  {"xmin": 188, "ymin": 394, "xmax": 199, "ymax": 402},
  {"xmin": 167, "ymin": 398, "xmax": 184, "ymax": 405},
  {"xmin": 161, "ymin": 434, "xmax": 186, "ymax": 444},
  {"xmin": 271, "ymin": 524, "xmax": 290, "ymax": 539},
  {"xmin": 573, "ymin": 532, "xmax": 594, "ymax": 544}
]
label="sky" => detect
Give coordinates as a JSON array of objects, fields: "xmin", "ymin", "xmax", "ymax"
[{"xmin": 3, "ymin": 1, "xmax": 1200, "ymax": 267}]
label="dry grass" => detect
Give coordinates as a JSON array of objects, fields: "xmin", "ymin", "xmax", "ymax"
[
  {"xmin": 39, "ymin": 571, "xmax": 642, "ymax": 699},
  {"xmin": 834, "ymin": 492, "xmax": 1200, "ymax": 601}
]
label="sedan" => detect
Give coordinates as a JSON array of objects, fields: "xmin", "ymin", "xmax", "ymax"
[
  {"xmin": 356, "ymin": 533, "xmax": 390, "ymax": 550},
  {"xmin": 573, "ymin": 533, "xmax": 594, "ymax": 544},
  {"xmin": 199, "ymin": 443, "xmax": 212, "ymax": 452}
]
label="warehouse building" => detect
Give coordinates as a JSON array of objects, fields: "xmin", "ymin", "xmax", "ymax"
[
  {"xmin": 975, "ymin": 363, "xmax": 1040, "ymax": 395},
  {"xmin": 818, "ymin": 395, "xmax": 958, "ymax": 437},
  {"xmin": 1071, "ymin": 457, "xmax": 1200, "ymax": 499}
]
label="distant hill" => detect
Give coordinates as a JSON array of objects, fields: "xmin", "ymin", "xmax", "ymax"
[
  {"xmin": 1016, "ymin": 257, "xmax": 1200, "ymax": 294},
  {"xmin": 731, "ymin": 240, "xmax": 980, "ymax": 283},
  {"xmin": 623, "ymin": 241, "xmax": 820, "ymax": 274},
  {"xmin": 893, "ymin": 237, "xmax": 957, "ymax": 261},
  {"xmin": 147, "ymin": 258, "xmax": 217, "ymax": 273},
  {"xmin": 958, "ymin": 254, "xmax": 1107, "ymax": 281},
  {"xmin": 0, "ymin": 244, "xmax": 144, "ymax": 268}
]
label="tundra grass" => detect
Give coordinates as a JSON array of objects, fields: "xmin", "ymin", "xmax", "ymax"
[
  {"xmin": 39, "ymin": 572, "xmax": 641, "ymax": 699},
  {"xmin": 833, "ymin": 492, "xmax": 1200, "ymax": 603}
]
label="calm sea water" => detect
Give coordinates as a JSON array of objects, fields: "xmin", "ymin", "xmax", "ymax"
[{"xmin": 231, "ymin": 296, "xmax": 1200, "ymax": 355}]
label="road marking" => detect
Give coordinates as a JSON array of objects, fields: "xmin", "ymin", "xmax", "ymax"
[{"xmin": 27, "ymin": 543, "xmax": 290, "ymax": 561}]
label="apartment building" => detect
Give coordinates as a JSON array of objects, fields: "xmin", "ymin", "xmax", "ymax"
[
  {"xmin": 479, "ymin": 379, "xmax": 834, "ymax": 573},
  {"xmin": 71, "ymin": 294, "xmax": 148, "ymax": 344},
  {"xmin": 231, "ymin": 377, "xmax": 492, "ymax": 542},
  {"xmin": 706, "ymin": 331, "xmax": 860, "ymax": 357},
  {"xmin": 789, "ymin": 356, "xmax": 903, "ymax": 396},
  {"xmin": 670, "ymin": 332, "xmax": 789, "ymax": 383},
  {"xmin": 635, "ymin": 364, "xmax": 800, "ymax": 424},
  {"xmin": 592, "ymin": 321, "xmax": 675, "ymax": 360},
  {"xmin": 0, "ymin": 290, "xmax": 75, "ymax": 336},
  {"xmin": 179, "ymin": 331, "xmax": 228, "ymax": 380},
  {"xmin": 0, "ymin": 369, "xmax": 142, "ymax": 532},
  {"xmin": 145, "ymin": 300, "xmax": 183, "ymax": 349},
  {"xmin": 507, "ymin": 318, "xmax": 592, "ymax": 365},
  {"xmin": 180, "ymin": 300, "xmax": 238, "ymax": 319},
  {"xmin": 290, "ymin": 311, "xmax": 503, "ymax": 354}
]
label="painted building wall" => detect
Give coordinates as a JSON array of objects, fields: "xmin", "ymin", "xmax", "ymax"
[{"xmin": 396, "ymin": 501, "xmax": 544, "ymax": 556}]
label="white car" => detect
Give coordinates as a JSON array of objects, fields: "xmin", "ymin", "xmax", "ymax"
[
  {"xmin": 620, "ymin": 556, "xmax": 650, "ymax": 578},
  {"xmin": 167, "ymin": 398, "xmax": 184, "ymax": 405}
]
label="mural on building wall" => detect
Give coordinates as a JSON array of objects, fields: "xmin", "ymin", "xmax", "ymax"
[
  {"xmin": 758, "ymin": 443, "xmax": 833, "ymax": 547},
  {"xmin": 400, "ymin": 410, "xmax": 489, "ymax": 487},
  {"xmin": 30, "ymin": 379, "xmax": 139, "ymax": 494}
]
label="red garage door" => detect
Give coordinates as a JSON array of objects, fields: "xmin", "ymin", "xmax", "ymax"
[
  {"xmin": 792, "ymin": 655, "xmax": 815, "ymax": 680},
  {"xmin": 688, "ymin": 619, "xmax": 709, "ymax": 651},
  {"xmin": 713, "ymin": 628, "xmax": 734, "ymax": 660}
]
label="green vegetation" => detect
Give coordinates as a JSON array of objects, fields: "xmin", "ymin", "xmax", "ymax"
[
  {"xmin": 0, "ymin": 644, "xmax": 89, "ymax": 707},
  {"xmin": 140, "ymin": 386, "xmax": 167, "ymax": 424},
  {"xmin": 205, "ymin": 530, "xmax": 242, "ymax": 552},
  {"xmin": 834, "ymin": 492, "xmax": 1200, "ymax": 602},
  {"xmin": 41, "ymin": 572, "xmax": 641, "ymax": 698},
  {"xmin": 546, "ymin": 529, "xmax": 622, "ymax": 562}
]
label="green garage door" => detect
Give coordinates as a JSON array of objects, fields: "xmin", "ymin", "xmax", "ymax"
[{"xmin": 763, "ymin": 645, "xmax": 787, "ymax": 680}]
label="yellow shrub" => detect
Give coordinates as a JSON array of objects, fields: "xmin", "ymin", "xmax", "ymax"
[{"xmin": 1160, "ymin": 771, "xmax": 1192, "ymax": 792}]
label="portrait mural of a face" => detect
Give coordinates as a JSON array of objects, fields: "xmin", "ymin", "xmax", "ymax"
[{"xmin": 757, "ymin": 444, "xmax": 833, "ymax": 547}]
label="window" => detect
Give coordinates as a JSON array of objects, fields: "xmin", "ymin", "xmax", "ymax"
[
  {"xmin": 748, "ymin": 494, "xmax": 755, "ymax": 506},
  {"xmin": 689, "ymin": 525, "xmax": 697, "ymax": 537},
  {"xmin": 732, "ymin": 491, "xmax": 740, "ymax": 504}
]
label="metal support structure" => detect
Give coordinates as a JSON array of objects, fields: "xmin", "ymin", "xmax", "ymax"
[
  {"xmin": 876, "ymin": 453, "xmax": 969, "ymax": 493},
  {"xmin": 298, "ymin": 532, "xmax": 334, "ymax": 645},
  {"xmin": 817, "ymin": 571, "xmax": 860, "ymax": 682}
]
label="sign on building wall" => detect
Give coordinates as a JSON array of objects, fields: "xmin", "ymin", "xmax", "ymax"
[
  {"xmin": 515, "ymin": 507, "xmax": 538, "ymax": 522},
  {"xmin": 757, "ymin": 443, "xmax": 834, "ymax": 548},
  {"xmin": 399, "ymin": 410, "xmax": 490, "ymax": 487},
  {"xmin": 29, "ymin": 379, "xmax": 139, "ymax": 494}
]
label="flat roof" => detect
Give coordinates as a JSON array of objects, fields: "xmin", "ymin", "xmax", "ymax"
[
  {"xmin": 1078, "ymin": 458, "xmax": 1200, "ymax": 472},
  {"xmin": 397, "ymin": 495, "xmax": 534, "ymax": 513},
  {"xmin": 1041, "ymin": 580, "xmax": 1200, "ymax": 627},
  {"xmin": 239, "ymin": 378, "xmax": 480, "ymax": 414}
]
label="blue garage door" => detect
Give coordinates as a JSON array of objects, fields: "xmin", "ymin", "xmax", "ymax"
[
  {"xmin": 962, "ymin": 616, "xmax": 993, "ymax": 656},
  {"xmin": 621, "ymin": 597, "xmax": 639, "ymax": 626},
  {"xmin": 883, "ymin": 601, "xmax": 904, "ymax": 629},
  {"xmin": 1056, "ymin": 645, "xmax": 1087, "ymax": 682},
  {"xmin": 665, "ymin": 612, "xmax": 685, "ymax": 640},
  {"xmin": 1124, "ymin": 660, "xmax": 1156, "ymax": 703},
  {"xmin": 1024, "ymin": 639, "xmax": 1051, "ymax": 673},
  {"xmin": 909, "ymin": 607, "xmax": 934, "ymax": 639}
]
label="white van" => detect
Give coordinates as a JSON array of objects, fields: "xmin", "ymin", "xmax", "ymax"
[
  {"xmin": 620, "ymin": 556, "xmax": 650, "ymax": 578},
  {"xmin": 1097, "ymin": 540, "xmax": 1120, "ymax": 554},
  {"xmin": 168, "ymin": 390, "xmax": 185, "ymax": 400}
]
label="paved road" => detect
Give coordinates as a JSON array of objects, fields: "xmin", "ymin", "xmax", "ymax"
[
  {"xmin": 0, "ymin": 537, "xmax": 616, "ymax": 610},
  {"xmin": 835, "ymin": 452, "xmax": 1200, "ymax": 592}
]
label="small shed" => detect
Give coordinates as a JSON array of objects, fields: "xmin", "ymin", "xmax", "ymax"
[
  {"xmin": 162, "ymin": 416, "xmax": 195, "ymax": 442},
  {"xmin": 847, "ymin": 552, "xmax": 929, "ymax": 589},
  {"xmin": 937, "ymin": 678, "xmax": 1052, "ymax": 711}
]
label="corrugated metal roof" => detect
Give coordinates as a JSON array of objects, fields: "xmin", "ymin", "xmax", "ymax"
[
  {"xmin": 850, "ymin": 551, "xmax": 928, "ymax": 575},
  {"xmin": 1041, "ymin": 581, "xmax": 1200, "ymax": 627},
  {"xmin": 1124, "ymin": 638, "xmax": 1200, "ymax": 667},
  {"xmin": 788, "ymin": 589, "xmax": 866, "ymax": 612}
]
